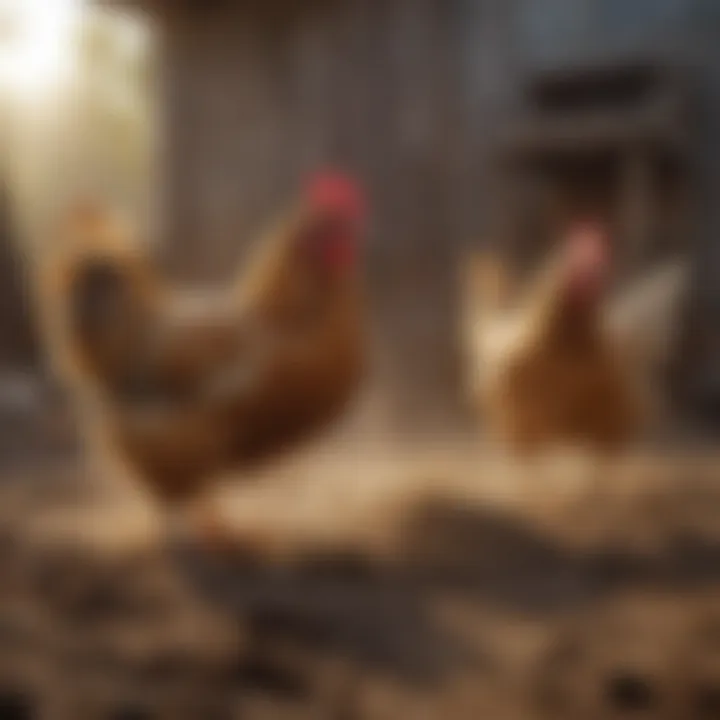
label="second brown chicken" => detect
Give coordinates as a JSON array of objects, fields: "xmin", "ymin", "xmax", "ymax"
[{"xmin": 462, "ymin": 221, "xmax": 687, "ymax": 458}]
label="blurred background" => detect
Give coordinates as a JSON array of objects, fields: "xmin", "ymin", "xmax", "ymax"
[{"xmin": 1, "ymin": 0, "xmax": 720, "ymax": 718}]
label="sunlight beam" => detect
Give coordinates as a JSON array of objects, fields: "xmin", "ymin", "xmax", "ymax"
[{"xmin": 0, "ymin": 0, "xmax": 82, "ymax": 99}]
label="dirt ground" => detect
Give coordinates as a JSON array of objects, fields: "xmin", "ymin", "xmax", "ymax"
[{"xmin": 1, "ymin": 424, "xmax": 720, "ymax": 719}]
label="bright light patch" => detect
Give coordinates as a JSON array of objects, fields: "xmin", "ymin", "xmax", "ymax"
[{"xmin": 0, "ymin": 0, "xmax": 81, "ymax": 98}]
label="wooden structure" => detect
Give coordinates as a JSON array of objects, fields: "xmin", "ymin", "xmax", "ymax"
[
  {"xmin": 109, "ymin": 0, "xmax": 720, "ymax": 427},
  {"xmin": 495, "ymin": 59, "xmax": 692, "ymax": 276}
]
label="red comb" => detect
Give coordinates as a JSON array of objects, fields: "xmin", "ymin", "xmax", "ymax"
[
  {"xmin": 305, "ymin": 171, "xmax": 365, "ymax": 223},
  {"xmin": 565, "ymin": 219, "xmax": 609, "ymax": 260},
  {"xmin": 563, "ymin": 219, "xmax": 610, "ymax": 298}
]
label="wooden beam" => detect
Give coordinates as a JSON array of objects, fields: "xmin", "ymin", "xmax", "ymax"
[
  {"xmin": 619, "ymin": 149, "xmax": 654, "ymax": 273},
  {"xmin": 497, "ymin": 97, "xmax": 688, "ymax": 160}
]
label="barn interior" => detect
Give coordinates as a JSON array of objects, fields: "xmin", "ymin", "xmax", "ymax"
[{"xmin": 0, "ymin": 1, "xmax": 720, "ymax": 719}]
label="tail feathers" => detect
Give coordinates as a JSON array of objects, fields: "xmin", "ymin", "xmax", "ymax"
[
  {"xmin": 37, "ymin": 200, "xmax": 153, "ymax": 390},
  {"xmin": 459, "ymin": 250, "xmax": 516, "ymax": 410},
  {"xmin": 53, "ymin": 200, "xmax": 143, "ymax": 271},
  {"xmin": 608, "ymin": 258, "xmax": 689, "ymax": 375}
]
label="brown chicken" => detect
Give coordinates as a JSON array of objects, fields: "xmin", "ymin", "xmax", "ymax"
[
  {"xmin": 462, "ymin": 221, "xmax": 687, "ymax": 457},
  {"xmin": 41, "ymin": 173, "xmax": 366, "ymax": 531}
]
